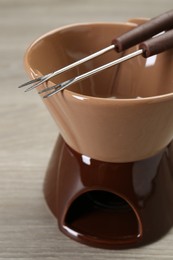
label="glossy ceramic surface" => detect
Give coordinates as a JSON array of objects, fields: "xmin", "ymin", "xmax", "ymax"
[
  {"xmin": 24, "ymin": 21, "xmax": 173, "ymax": 249},
  {"xmin": 44, "ymin": 136, "xmax": 173, "ymax": 249},
  {"xmin": 25, "ymin": 22, "xmax": 173, "ymax": 162}
]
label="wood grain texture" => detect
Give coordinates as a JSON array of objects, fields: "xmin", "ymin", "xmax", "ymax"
[{"xmin": 0, "ymin": 0, "xmax": 173, "ymax": 259}]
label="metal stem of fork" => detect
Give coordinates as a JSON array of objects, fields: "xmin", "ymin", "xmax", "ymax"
[
  {"xmin": 23, "ymin": 45, "xmax": 115, "ymax": 91},
  {"xmin": 43, "ymin": 49, "xmax": 143, "ymax": 98}
]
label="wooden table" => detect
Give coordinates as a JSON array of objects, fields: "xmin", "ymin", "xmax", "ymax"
[{"xmin": 0, "ymin": 0, "xmax": 173, "ymax": 259}]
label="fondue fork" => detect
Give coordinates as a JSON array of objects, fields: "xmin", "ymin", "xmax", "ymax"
[
  {"xmin": 41, "ymin": 29, "xmax": 173, "ymax": 98},
  {"xmin": 19, "ymin": 10, "xmax": 173, "ymax": 97}
]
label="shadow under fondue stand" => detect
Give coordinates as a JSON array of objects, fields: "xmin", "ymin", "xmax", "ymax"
[{"xmin": 24, "ymin": 22, "xmax": 173, "ymax": 249}]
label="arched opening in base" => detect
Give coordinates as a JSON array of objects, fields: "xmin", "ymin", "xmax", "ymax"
[{"xmin": 64, "ymin": 190, "xmax": 141, "ymax": 241}]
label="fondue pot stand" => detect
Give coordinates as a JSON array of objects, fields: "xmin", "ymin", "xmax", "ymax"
[{"xmin": 23, "ymin": 21, "xmax": 173, "ymax": 249}]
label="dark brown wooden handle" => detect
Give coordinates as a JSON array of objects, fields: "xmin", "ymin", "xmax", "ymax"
[
  {"xmin": 112, "ymin": 10, "xmax": 173, "ymax": 52},
  {"xmin": 139, "ymin": 29, "xmax": 173, "ymax": 58}
]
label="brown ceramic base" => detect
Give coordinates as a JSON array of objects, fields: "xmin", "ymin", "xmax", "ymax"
[{"xmin": 44, "ymin": 136, "xmax": 173, "ymax": 249}]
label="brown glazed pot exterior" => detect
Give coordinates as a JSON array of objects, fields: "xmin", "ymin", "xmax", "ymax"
[
  {"xmin": 24, "ymin": 22, "xmax": 173, "ymax": 163},
  {"xmin": 44, "ymin": 136, "xmax": 173, "ymax": 249}
]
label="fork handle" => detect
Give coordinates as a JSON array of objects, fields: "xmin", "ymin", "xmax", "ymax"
[
  {"xmin": 139, "ymin": 29, "xmax": 173, "ymax": 58},
  {"xmin": 112, "ymin": 10, "xmax": 173, "ymax": 52}
]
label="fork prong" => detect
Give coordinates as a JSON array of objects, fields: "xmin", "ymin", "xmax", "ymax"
[
  {"xmin": 21, "ymin": 72, "xmax": 53, "ymax": 92},
  {"xmin": 18, "ymin": 77, "xmax": 42, "ymax": 88},
  {"xmin": 38, "ymin": 85, "xmax": 57, "ymax": 94},
  {"xmin": 43, "ymin": 79, "xmax": 74, "ymax": 98},
  {"xmin": 24, "ymin": 74, "xmax": 52, "ymax": 92},
  {"xmin": 24, "ymin": 79, "xmax": 45, "ymax": 92},
  {"xmin": 42, "ymin": 83, "xmax": 62, "ymax": 98}
]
